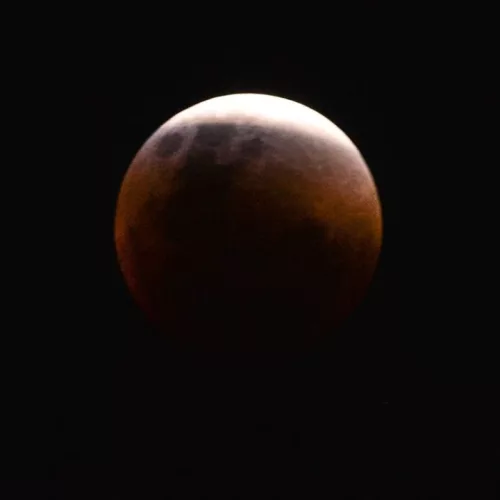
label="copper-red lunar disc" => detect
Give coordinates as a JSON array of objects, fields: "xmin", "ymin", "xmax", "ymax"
[{"xmin": 114, "ymin": 94, "xmax": 382, "ymax": 352}]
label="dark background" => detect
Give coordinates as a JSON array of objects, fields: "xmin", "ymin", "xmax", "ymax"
[{"xmin": 54, "ymin": 57, "xmax": 496, "ymax": 499}]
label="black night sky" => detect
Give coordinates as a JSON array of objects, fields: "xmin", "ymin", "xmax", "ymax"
[{"xmin": 49, "ymin": 54, "xmax": 496, "ymax": 499}]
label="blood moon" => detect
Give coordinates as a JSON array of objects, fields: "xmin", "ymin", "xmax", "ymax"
[{"xmin": 114, "ymin": 94, "xmax": 382, "ymax": 351}]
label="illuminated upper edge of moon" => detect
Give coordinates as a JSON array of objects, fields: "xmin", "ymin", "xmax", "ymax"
[{"xmin": 163, "ymin": 93, "xmax": 355, "ymax": 147}]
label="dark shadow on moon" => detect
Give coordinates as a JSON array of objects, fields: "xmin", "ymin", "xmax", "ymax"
[
  {"xmin": 163, "ymin": 123, "xmax": 268, "ymax": 248},
  {"xmin": 148, "ymin": 123, "xmax": 350, "ymax": 350},
  {"xmin": 240, "ymin": 136, "xmax": 265, "ymax": 158},
  {"xmin": 122, "ymin": 121, "xmax": 376, "ymax": 352},
  {"xmin": 155, "ymin": 131, "xmax": 184, "ymax": 158},
  {"xmin": 194, "ymin": 123, "xmax": 237, "ymax": 149}
]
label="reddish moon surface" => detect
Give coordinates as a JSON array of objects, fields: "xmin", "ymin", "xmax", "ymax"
[{"xmin": 114, "ymin": 94, "xmax": 382, "ymax": 351}]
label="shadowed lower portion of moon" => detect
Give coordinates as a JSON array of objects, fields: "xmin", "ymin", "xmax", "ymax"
[{"xmin": 115, "ymin": 96, "xmax": 382, "ymax": 352}]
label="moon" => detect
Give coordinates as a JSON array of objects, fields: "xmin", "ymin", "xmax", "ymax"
[{"xmin": 114, "ymin": 94, "xmax": 382, "ymax": 351}]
